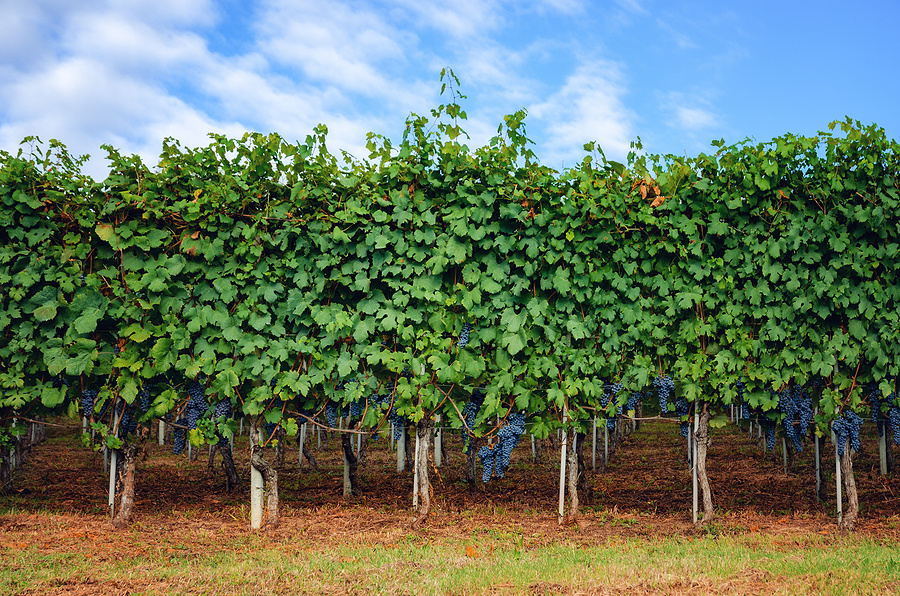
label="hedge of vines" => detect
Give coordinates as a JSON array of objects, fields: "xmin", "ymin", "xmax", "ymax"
[{"xmin": 2, "ymin": 75, "xmax": 899, "ymax": 527}]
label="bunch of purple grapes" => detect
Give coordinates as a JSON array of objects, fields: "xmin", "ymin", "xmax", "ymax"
[
  {"xmin": 492, "ymin": 412, "xmax": 526, "ymax": 479},
  {"xmin": 461, "ymin": 385, "xmax": 486, "ymax": 452},
  {"xmin": 764, "ymin": 419, "xmax": 777, "ymax": 451},
  {"xmin": 186, "ymin": 380, "xmax": 206, "ymax": 431},
  {"xmin": 674, "ymin": 397, "xmax": 691, "ymax": 438},
  {"xmin": 325, "ymin": 401, "xmax": 338, "ymax": 428},
  {"xmin": 477, "ymin": 444, "xmax": 496, "ymax": 483},
  {"xmin": 81, "ymin": 388, "xmax": 98, "ymax": 418},
  {"xmin": 832, "ymin": 411, "xmax": 863, "ymax": 457},
  {"xmin": 602, "ymin": 382, "xmax": 624, "ymax": 430},
  {"xmin": 458, "ymin": 322, "xmax": 473, "ymax": 348},
  {"xmin": 626, "ymin": 391, "xmax": 642, "ymax": 415},
  {"xmin": 887, "ymin": 394, "xmax": 900, "ymax": 446},
  {"xmin": 173, "ymin": 418, "xmax": 188, "ymax": 454},
  {"xmin": 653, "ymin": 374, "xmax": 674, "ymax": 413}
]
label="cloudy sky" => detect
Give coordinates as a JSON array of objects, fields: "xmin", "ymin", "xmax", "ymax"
[{"xmin": 1, "ymin": 0, "xmax": 898, "ymax": 178}]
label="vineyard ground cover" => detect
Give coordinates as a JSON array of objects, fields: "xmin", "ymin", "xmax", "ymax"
[{"xmin": 2, "ymin": 418, "xmax": 900, "ymax": 594}]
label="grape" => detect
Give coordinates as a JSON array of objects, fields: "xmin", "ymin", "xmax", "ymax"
[
  {"xmin": 764, "ymin": 420, "xmax": 777, "ymax": 451},
  {"xmin": 626, "ymin": 391, "xmax": 642, "ymax": 415},
  {"xmin": 652, "ymin": 374, "xmax": 674, "ymax": 413},
  {"xmin": 458, "ymin": 322, "xmax": 473, "ymax": 348},
  {"xmin": 461, "ymin": 385, "xmax": 487, "ymax": 453},
  {"xmin": 477, "ymin": 444, "xmax": 496, "ymax": 483},
  {"xmin": 325, "ymin": 401, "xmax": 338, "ymax": 428},
  {"xmin": 81, "ymin": 388, "xmax": 98, "ymax": 418},
  {"xmin": 113, "ymin": 399, "xmax": 138, "ymax": 436},
  {"xmin": 186, "ymin": 380, "xmax": 206, "ymax": 431},
  {"xmin": 173, "ymin": 418, "xmax": 188, "ymax": 454},
  {"xmin": 778, "ymin": 386, "xmax": 800, "ymax": 452},
  {"xmin": 492, "ymin": 412, "xmax": 526, "ymax": 479},
  {"xmin": 888, "ymin": 400, "xmax": 900, "ymax": 446},
  {"xmin": 601, "ymin": 382, "xmax": 624, "ymax": 430},
  {"xmin": 138, "ymin": 388, "xmax": 151, "ymax": 413},
  {"xmin": 214, "ymin": 400, "xmax": 231, "ymax": 420},
  {"xmin": 833, "ymin": 411, "xmax": 864, "ymax": 457},
  {"xmin": 674, "ymin": 397, "xmax": 691, "ymax": 438}
]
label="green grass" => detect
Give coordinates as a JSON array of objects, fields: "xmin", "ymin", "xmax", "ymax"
[{"xmin": 3, "ymin": 527, "xmax": 900, "ymax": 595}]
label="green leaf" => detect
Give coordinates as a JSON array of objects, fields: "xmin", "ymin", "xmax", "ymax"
[
  {"xmin": 66, "ymin": 338, "xmax": 97, "ymax": 375},
  {"xmin": 502, "ymin": 331, "xmax": 526, "ymax": 356}
]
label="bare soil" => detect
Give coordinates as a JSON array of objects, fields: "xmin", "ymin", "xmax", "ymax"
[{"xmin": 4, "ymin": 415, "xmax": 900, "ymax": 543}]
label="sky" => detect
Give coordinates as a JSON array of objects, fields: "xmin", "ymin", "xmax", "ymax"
[{"xmin": 1, "ymin": 0, "xmax": 898, "ymax": 178}]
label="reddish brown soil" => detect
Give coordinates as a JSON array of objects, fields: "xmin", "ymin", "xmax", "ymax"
[{"xmin": 4, "ymin": 416, "xmax": 900, "ymax": 540}]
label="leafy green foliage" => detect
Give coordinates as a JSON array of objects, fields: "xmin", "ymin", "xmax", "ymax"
[{"xmin": 1, "ymin": 75, "xmax": 898, "ymax": 450}]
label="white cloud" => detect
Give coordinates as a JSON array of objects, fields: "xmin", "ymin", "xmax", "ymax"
[
  {"xmin": 0, "ymin": 56, "xmax": 245, "ymax": 178},
  {"xmin": 662, "ymin": 92, "xmax": 720, "ymax": 131},
  {"xmin": 63, "ymin": 12, "xmax": 212, "ymax": 74},
  {"xmin": 529, "ymin": 61, "xmax": 635, "ymax": 168},
  {"xmin": 106, "ymin": 0, "xmax": 218, "ymax": 28},
  {"xmin": 533, "ymin": 0, "xmax": 584, "ymax": 15},
  {"xmin": 255, "ymin": 0, "xmax": 425, "ymax": 105},
  {"xmin": 392, "ymin": 0, "xmax": 505, "ymax": 38}
]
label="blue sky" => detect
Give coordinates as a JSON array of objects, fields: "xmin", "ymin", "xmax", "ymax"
[{"xmin": 1, "ymin": 0, "xmax": 898, "ymax": 178}]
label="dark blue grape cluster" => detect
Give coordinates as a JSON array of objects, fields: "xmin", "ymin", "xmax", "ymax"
[
  {"xmin": 778, "ymin": 384, "xmax": 812, "ymax": 452},
  {"xmin": 325, "ymin": 401, "xmax": 338, "ymax": 428},
  {"xmin": 214, "ymin": 400, "xmax": 231, "ymax": 420},
  {"xmin": 389, "ymin": 406, "xmax": 408, "ymax": 441},
  {"xmin": 674, "ymin": 397, "xmax": 691, "ymax": 438},
  {"xmin": 868, "ymin": 384, "xmax": 883, "ymax": 424},
  {"xmin": 138, "ymin": 388, "xmax": 151, "ymax": 413},
  {"xmin": 186, "ymin": 380, "xmax": 206, "ymax": 431},
  {"xmin": 212, "ymin": 400, "xmax": 232, "ymax": 447},
  {"xmin": 887, "ymin": 395, "xmax": 900, "ymax": 446},
  {"xmin": 491, "ymin": 412, "xmax": 526, "ymax": 479},
  {"xmin": 652, "ymin": 374, "xmax": 674, "ymax": 412},
  {"xmin": 52, "ymin": 376, "xmax": 70, "ymax": 390},
  {"xmin": 173, "ymin": 418, "xmax": 188, "ymax": 454},
  {"xmin": 477, "ymin": 444, "xmax": 496, "ymax": 483},
  {"xmin": 265, "ymin": 422, "xmax": 278, "ymax": 442},
  {"xmin": 81, "ymin": 388, "xmax": 98, "ymax": 418},
  {"xmin": 458, "ymin": 322, "xmax": 472, "ymax": 348},
  {"xmin": 349, "ymin": 398, "xmax": 362, "ymax": 418},
  {"xmin": 461, "ymin": 385, "xmax": 486, "ymax": 452},
  {"xmin": 833, "ymin": 410, "xmax": 863, "ymax": 457},
  {"xmin": 381, "ymin": 383, "xmax": 409, "ymax": 441},
  {"xmin": 601, "ymin": 382, "xmax": 624, "ymax": 430},
  {"xmin": 625, "ymin": 391, "xmax": 642, "ymax": 415},
  {"xmin": 118, "ymin": 402, "xmax": 138, "ymax": 436},
  {"xmin": 763, "ymin": 418, "xmax": 777, "ymax": 451}
]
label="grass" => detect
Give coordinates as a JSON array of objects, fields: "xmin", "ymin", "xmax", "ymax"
[{"xmin": 2, "ymin": 519, "xmax": 900, "ymax": 595}]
